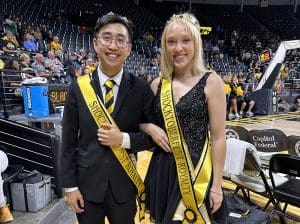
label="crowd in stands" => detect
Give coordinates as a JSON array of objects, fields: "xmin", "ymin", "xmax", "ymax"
[
  {"xmin": 1, "ymin": 1, "xmax": 300, "ymax": 119},
  {"xmin": 0, "ymin": 14, "xmax": 97, "ymax": 85}
]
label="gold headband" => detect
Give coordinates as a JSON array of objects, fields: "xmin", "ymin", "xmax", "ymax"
[{"xmin": 167, "ymin": 14, "xmax": 201, "ymax": 30}]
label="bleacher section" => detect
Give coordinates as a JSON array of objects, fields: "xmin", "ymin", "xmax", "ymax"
[
  {"xmin": 0, "ymin": 118, "xmax": 61, "ymax": 195},
  {"xmin": 2, "ymin": 0, "xmax": 300, "ymax": 76},
  {"xmin": 0, "ymin": 69, "xmax": 26, "ymax": 117},
  {"xmin": 245, "ymin": 5, "xmax": 300, "ymax": 40}
]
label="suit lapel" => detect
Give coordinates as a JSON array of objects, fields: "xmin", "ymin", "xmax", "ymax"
[
  {"xmin": 89, "ymin": 70, "xmax": 104, "ymax": 102},
  {"xmin": 112, "ymin": 70, "xmax": 132, "ymax": 117}
]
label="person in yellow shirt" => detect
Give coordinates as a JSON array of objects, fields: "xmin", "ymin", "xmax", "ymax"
[
  {"xmin": 1, "ymin": 31, "xmax": 20, "ymax": 55},
  {"xmin": 223, "ymin": 75, "xmax": 232, "ymax": 119},
  {"xmin": 254, "ymin": 68, "xmax": 262, "ymax": 82},
  {"xmin": 279, "ymin": 66, "xmax": 289, "ymax": 82},
  {"xmin": 85, "ymin": 58, "xmax": 96, "ymax": 73},
  {"xmin": 228, "ymin": 75, "xmax": 242, "ymax": 120},
  {"xmin": 223, "ymin": 75, "xmax": 231, "ymax": 97},
  {"xmin": 2, "ymin": 31, "xmax": 19, "ymax": 47},
  {"xmin": 50, "ymin": 36, "xmax": 63, "ymax": 60}
]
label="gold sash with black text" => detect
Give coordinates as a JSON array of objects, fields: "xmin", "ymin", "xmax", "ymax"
[
  {"xmin": 77, "ymin": 75, "xmax": 146, "ymax": 221},
  {"xmin": 160, "ymin": 78, "xmax": 213, "ymax": 224}
]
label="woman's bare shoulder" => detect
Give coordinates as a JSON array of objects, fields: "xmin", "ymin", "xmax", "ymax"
[{"xmin": 206, "ymin": 71, "xmax": 223, "ymax": 86}]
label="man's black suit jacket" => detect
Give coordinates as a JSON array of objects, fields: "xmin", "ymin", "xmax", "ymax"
[{"xmin": 60, "ymin": 69, "xmax": 154, "ymax": 203}]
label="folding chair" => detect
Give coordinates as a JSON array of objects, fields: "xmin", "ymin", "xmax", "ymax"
[
  {"xmin": 225, "ymin": 138, "xmax": 287, "ymax": 211},
  {"xmin": 269, "ymin": 154, "xmax": 300, "ymax": 223}
]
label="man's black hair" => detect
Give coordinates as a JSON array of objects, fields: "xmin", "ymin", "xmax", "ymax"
[{"xmin": 94, "ymin": 13, "xmax": 134, "ymax": 42}]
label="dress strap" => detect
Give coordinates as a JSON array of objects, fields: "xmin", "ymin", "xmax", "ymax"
[{"xmin": 199, "ymin": 72, "xmax": 212, "ymax": 87}]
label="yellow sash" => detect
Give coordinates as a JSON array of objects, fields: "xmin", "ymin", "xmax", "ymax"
[
  {"xmin": 77, "ymin": 75, "xmax": 146, "ymax": 221},
  {"xmin": 160, "ymin": 78, "xmax": 212, "ymax": 224}
]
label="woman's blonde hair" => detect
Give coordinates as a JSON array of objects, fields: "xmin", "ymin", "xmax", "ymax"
[{"xmin": 160, "ymin": 13, "xmax": 210, "ymax": 80}]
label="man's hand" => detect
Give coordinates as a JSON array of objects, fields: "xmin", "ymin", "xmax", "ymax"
[
  {"xmin": 97, "ymin": 123, "xmax": 123, "ymax": 146},
  {"xmin": 65, "ymin": 190, "xmax": 84, "ymax": 213}
]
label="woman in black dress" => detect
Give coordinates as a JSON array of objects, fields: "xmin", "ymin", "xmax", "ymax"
[{"xmin": 141, "ymin": 13, "xmax": 227, "ymax": 224}]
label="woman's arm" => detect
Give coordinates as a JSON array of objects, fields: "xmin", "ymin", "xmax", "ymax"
[
  {"xmin": 205, "ymin": 72, "xmax": 227, "ymax": 213},
  {"xmin": 139, "ymin": 123, "xmax": 170, "ymax": 152},
  {"xmin": 139, "ymin": 76, "xmax": 171, "ymax": 152}
]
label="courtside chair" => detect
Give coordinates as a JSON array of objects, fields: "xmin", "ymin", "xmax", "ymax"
[
  {"xmin": 269, "ymin": 154, "xmax": 300, "ymax": 224},
  {"xmin": 225, "ymin": 138, "xmax": 287, "ymax": 211}
]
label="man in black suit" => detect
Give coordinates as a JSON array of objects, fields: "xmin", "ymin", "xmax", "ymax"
[{"xmin": 60, "ymin": 13, "xmax": 154, "ymax": 224}]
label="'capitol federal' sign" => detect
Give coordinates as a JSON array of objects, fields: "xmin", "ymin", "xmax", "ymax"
[{"xmin": 248, "ymin": 129, "xmax": 288, "ymax": 152}]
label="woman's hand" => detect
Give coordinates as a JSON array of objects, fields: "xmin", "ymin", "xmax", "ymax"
[
  {"xmin": 140, "ymin": 123, "xmax": 171, "ymax": 152},
  {"xmin": 209, "ymin": 188, "xmax": 223, "ymax": 214}
]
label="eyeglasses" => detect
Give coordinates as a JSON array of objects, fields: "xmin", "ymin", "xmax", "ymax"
[{"xmin": 96, "ymin": 35, "xmax": 129, "ymax": 48}]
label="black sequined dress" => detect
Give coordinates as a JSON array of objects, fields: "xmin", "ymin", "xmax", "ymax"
[{"xmin": 145, "ymin": 73, "xmax": 227, "ymax": 224}]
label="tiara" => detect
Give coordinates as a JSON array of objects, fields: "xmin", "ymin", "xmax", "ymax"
[{"xmin": 168, "ymin": 14, "xmax": 200, "ymax": 30}]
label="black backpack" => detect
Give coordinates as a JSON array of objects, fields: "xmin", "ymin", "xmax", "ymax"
[{"xmin": 225, "ymin": 194, "xmax": 270, "ymax": 224}]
